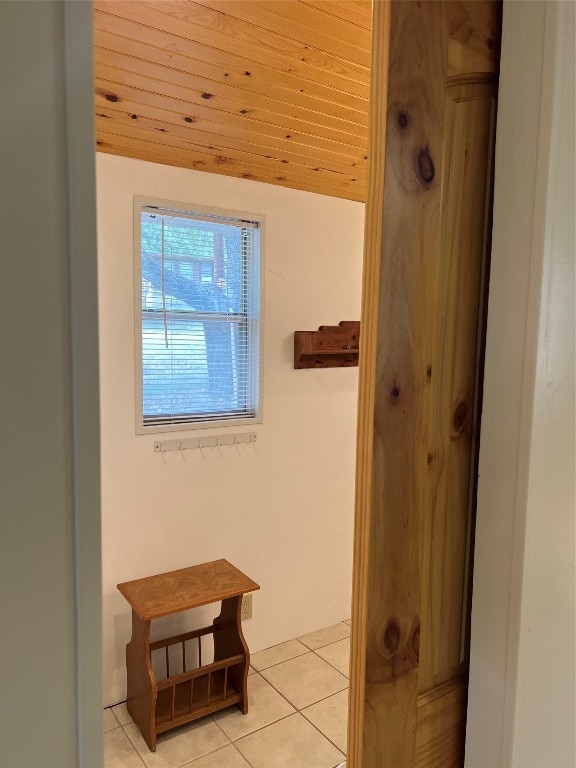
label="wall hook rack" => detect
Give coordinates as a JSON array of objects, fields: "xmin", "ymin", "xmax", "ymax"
[
  {"xmin": 294, "ymin": 320, "xmax": 360, "ymax": 369},
  {"xmin": 154, "ymin": 432, "xmax": 257, "ymax": 455}
]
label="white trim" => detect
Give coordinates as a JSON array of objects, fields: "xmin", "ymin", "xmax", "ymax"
[
  {"xmin": 466, "ymin": 2, "xmax": 574, "ymax": 765},
  {"xmin": 133, "ymin": 195, "xmax": 264, "ymax": 434},
  {"xmin": 135, "ymin": 194, "xmax": 265, "ymax": 229},
  {"xmin": 64, "ymin": 3, "xmax": 103, "ymax": 765}
]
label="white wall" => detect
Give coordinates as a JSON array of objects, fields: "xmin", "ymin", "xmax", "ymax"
[
  {"xmin": 97, "ymin": 154, "xmax": 364, "ymax": 706},
  {"xmin": 466, "ymin": 2, "xmax": 575, "ymax": 766}
]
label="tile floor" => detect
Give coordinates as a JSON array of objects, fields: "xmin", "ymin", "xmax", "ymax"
[{"xmin": 104, "ymin": 621, "xmax": 351, "ymax": 768}]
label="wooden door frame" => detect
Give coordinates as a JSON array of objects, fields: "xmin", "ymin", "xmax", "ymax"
[
  {"xmin": 348, "ymin": 0, "xmax": 502, "ymax": 763},
  {"xmin": 347, "ymin": 2, "xmax": 391, "ymax": 762},
  {"xmin": 348, "ymin": 1, "xmax": 568, "ymax": 767}
]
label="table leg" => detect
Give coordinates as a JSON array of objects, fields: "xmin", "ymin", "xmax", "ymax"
[
  {"xmin": 126, "ymin": 610, "xmax": 157, "ymax": 751},
  {"xmin": 212, "ymin": 596, "xmax": 249, "ymax": 714}
]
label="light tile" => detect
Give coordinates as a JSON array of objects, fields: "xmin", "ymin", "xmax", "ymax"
[
  {"xmin": 104, "ymin": 727, "xmax": 145, "ymax": 768},
  {"xmin": 260, "ymin": 653, "xmax": 348, "ymax": 710},
  {"xmin": 183, "ymin": 744, "xmax": 250, "ymax": 768},
  {"xmin": 112, "ymin": 702, "xmax": 133, "ymax": 726},
  {"xmin": 250, "ymin": 639, "xmax": 308, "ymax": 671},
  {"xmin": 302, "ymin": 690, "xmax": 349, "ymax": 752},
  {"xmin": 124, "ymin": 719, "xmax": 228, "ymax": 768},
  {"xmin": 298, "ymin": 623, "xmax": 350, "ymax": 651},
  {"xmin": 213, "ymin": 673, "xmax": 294, "ymax": 740},
  {"xmin": 315, "ymin": 638, "xmax": 350, "ymax": 677},
  {"xmin": 236, "ymin": 713, "xmax": 344, "ymax": 768},
  {"xmin": 104, "ymin": 707, "xmax": 121, "ymax": 732}
]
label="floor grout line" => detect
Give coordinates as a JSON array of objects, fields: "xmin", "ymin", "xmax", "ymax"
[
  {"xmin": 257, "ymin": 651, "xmax": 349, "ymax": 705},
  {"xmin": 249, "ymin": 622, "xmax": 350, "ymax": 670},
  {"xmin": 298, "ymin": 630, "xmax": 352, "ymax": 654},
  {"xmin": 229, "ymin": 738, "xmax": 256, "ymax": 768},
  {"xmin": 119, "ymin": 723, "xmax": 150, "ymax": 768},
  {"xmin": 249, "ymin": 648, "xmax": 310, "ymax": 674},
  {"xmin": 299, "ymin": 699, "xmax": 348, "ymax": 758},
  {"xmin": 311, "ymin": 646, "xmax": 350, "ymax": 679},
  {"xmin": 250, "ymin": 668, "xmax": 349, "ymax": 743}
]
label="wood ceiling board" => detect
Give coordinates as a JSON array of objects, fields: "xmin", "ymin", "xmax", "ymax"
[
  {"xmin": 94, "ymin": 2, "xmax": 369, "ymax": 98},
  {"xmin": 94, "ymin": 92, "xmax": 366, "ymax": 169},
  {"xmin": 94, "ymin": 78, "xmax": 367, "ymax": 158},
  {"xmin": 94, "ymin": 28, "xmax": 368, "ymax": 122},
  {"xmin": 192, "ymin": 0, "xmax": 371, "ymax": 65},
  {"xmin": 97, "ymin": 140, "xmax": 365, "ymax": 202},
  {"xmin": 143, "ymin": 0, "xmax": 369, "ymax": 79},
  {"xmin": 93, "ymin": 11, "xmax": 369, "ymax": 110},
  {"xmin": 300, "ymin": 1, "xmax": 372, "ymax": 32},
  {"xmin": 95, "ymin": 118, "xmax": 365, "ymax": 189},
  {"xmin": 94, "ymin": 49, "xmax": 368, "ymax": 135},
  {"xmin": 95, "ymin": 105, "xmax": 367, "ymax": 179},
  {"xmin": 93, "ymin": 0, "xmax": 370, "ymax": 201}
]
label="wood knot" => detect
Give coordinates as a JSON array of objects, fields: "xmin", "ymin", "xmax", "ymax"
[
  {"xmin": 389, "ymin": 384, "xmax": 401, "ymax": 403},
  {"xmin": 398, "ymin": 111, "xmax": 409, "ymax": 129},
  {"xmin": 426, "ymin": 365, "xmax": 432, "ymax": 379},
  {"xmin": 244, "ymin": 71, "xmax": 252, "ymax": 76},
  {"xmin": 201, "ymin": 92, "xmax": 213, "ymax": 99},
  {"xmin": 417, "ymin": 148, "xmax": 435, "ymax": 184},
  {"xmin": 427, "ymin": 452, "xmax": 434, "ymax": 465},
  {"xmin": 130, "ymin": 114, "xmax": 138, "ymax": 120},
  {"xmin": 383, "ymin": 619, "xmax": 401, "ymax": 657},
  {"xmin": 184, "ymin": 116, "xmax": 195, "ymax": 123},
  {"xmin": 452, "ymin": 400, "xmax": 469, "ymax": 434},
  {"xmin": 105, "ymin": 93, "xmax": 119, "ymax": 103},
  {"xmin": 240, "ymin": 109, "xmax": 249, "ymax": 114}
]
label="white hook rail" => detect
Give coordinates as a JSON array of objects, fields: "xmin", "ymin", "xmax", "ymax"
[{"xmin": 154, "ymin": 432, "xmax": 257, "ymax": 455}]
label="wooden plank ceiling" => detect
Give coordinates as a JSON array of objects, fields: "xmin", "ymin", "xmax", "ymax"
[{"xmin": 93, "ymin": 0, "xmax": 372, "ymax": 202}]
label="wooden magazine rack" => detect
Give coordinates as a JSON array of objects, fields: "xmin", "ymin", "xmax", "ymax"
[{"xmin": 117, "ymin": 559, "xmax": 260, "ymax": 751}]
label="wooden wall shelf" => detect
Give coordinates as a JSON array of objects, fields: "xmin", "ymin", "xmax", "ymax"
[{"xmin": 294, "ymin": 320, "xmax": 360, "ymax": 369}]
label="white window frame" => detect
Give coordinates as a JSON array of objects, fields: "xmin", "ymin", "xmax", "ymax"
[{"xmin": 133, "ymin": 195, "xmax": 264, "ymax": 434}]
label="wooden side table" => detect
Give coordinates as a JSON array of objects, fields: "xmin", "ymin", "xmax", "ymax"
[{"xmin": 117, "ymin": 559, "xmax": 260, "ymax": 752}]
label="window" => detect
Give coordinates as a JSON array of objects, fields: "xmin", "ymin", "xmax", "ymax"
[{"xmin": 134, "ymin": 197, "xmax": 262, "ymax": 432}]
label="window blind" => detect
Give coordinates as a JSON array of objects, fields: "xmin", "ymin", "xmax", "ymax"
[{"xmin": 139, "ymin": 205, "xmax": 260, "ymax": 428}]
